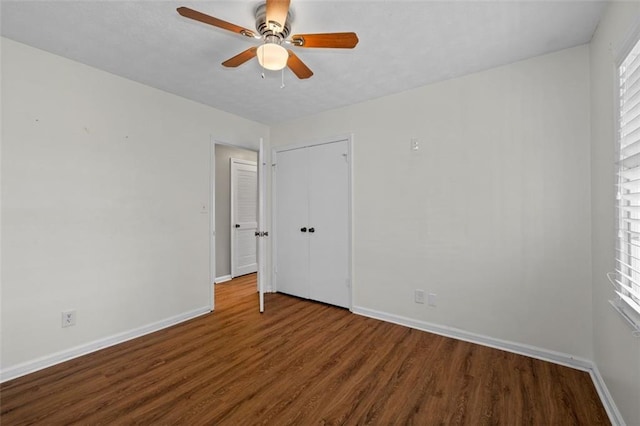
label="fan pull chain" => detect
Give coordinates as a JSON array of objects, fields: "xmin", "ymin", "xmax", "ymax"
[
  {"xmin": 260, "ymin": 44, "xmax": 265, "ymax": 79},
  {"xmin": 281, "ymin": 69, "xmax": 285, "ymax": 89}
]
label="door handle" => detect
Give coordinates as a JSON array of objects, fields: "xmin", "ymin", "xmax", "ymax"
[
  {"xmin": 308, "ymin": 227, "xmax": 315, "ymax": 233},
  {"xmin": 235, "ymin": 224, "xmax": 240, "ymax": 228},
  {"xmin": 300, "ymin": 227, "xmax": 307, "ymax": 232}
]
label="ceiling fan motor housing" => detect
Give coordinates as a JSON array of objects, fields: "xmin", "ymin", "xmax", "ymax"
[{"xmin": 255, "ymin": 3, "xmax": 291, "ymax": 40}]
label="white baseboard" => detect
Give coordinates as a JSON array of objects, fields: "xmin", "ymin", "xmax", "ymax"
[
  {"xmin": 589, "ymin": 364, "xmax": 627, "ymax": 426},
  {"xmin": 215, "ymin": 275, "xmax": 232, "ymax": 284},
  {"xmin": 352, "ymin": 305, "xmax": 624, "ymax": 426},
  {"xmin": 0, "ymin": 306, "xmax": 211, "ymax": 383}
]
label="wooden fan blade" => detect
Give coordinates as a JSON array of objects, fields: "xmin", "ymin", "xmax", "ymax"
[
  {"xmin": 290, "ymin": 32, "xmax": 359, "ymax": 49},
  {"xmin": 222, "ymin": 47, "xmax": 258, "ymax": 67},
  {"xmin": 287, "ymin": 50, "xmax": 313, "ymax": 79},
  {"xmin": 177, "ymin": 7, "xmax": 256, "ymax": 38},
  {"xmin": 266, "ymin": 0, "xmax": 290, "ymax": 33}
]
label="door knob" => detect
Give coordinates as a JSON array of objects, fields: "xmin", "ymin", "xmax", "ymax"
[
  {"xmin": 308, "ymin": 227, "xmax": 315, "ymax": 233},
  {"xmin": 300, "ymin": 227, "xmax": 307, "ymax": 232},
  {"xmin": 235, "ymin": 224, "xmax": 240, "ymax": 228}
]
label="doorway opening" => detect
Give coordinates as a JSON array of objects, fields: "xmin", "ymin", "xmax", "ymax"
[{"xmin": 212, "ymin": 143, "xmax": 259, "ymax": 308}]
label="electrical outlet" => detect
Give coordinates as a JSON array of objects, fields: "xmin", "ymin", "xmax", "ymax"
[
  {"xmin": 61, "ymin": 310, "xmax": 76, "ymax": 328},
  {"xmin": 428, "ymin": 293, "xmax": 437, "ymax": 307},
  {"xmin": 415, "ymin": 289, "xmax": 425, "ymax": 304}
]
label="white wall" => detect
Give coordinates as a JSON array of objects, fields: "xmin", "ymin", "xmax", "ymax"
[
  {"xmin": 271, "ymin": 46, "xmax": 593, "ymax": 360},
  {"xmin": 3, "ymin": 15, "xmax": 636, "ymax": 421},
  {"xmin": 0, "ymin": 38, "xmax": 268, "ymax": 376},
  {"xmin": 590, "ymin": 3, "xmax": 640, "ymax": 425}
]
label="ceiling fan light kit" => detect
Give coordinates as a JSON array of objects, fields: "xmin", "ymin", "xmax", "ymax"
[
  {"xmin": 177, "ymin": 0, "xmax": 359, "ymax": 79},
  {"xmin": 257, "ymin": 43, "xmax": 288, "ymax": 71}
]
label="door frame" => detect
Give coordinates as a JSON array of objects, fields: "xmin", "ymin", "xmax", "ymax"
[
  {"xmin": 209, "ymin": 138, "xmax": 264, "ymax": 312},
  {"xmin": 271, "ymin": 134, "xmax": 354, "ymax": 310}
]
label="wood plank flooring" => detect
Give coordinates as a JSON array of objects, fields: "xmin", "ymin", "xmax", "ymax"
[{"xmin": 1, "ymin": 273, "xmax": 610, "ymax": 425}]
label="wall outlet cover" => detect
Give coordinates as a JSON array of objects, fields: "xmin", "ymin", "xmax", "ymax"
[
  {"xmin": 61, "ymin": 310, "xmax": 76, "ymax": 328},
  {"xmin": 428, "ymin": 293, "xmax": 437, "ymax": 307}
]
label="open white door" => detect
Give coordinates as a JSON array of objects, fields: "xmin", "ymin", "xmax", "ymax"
[{"xmin": 257, "ymin": 139, "xmax": 267, "ymax": 312}]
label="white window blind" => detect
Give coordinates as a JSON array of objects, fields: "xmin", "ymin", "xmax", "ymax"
[{"xmin": 614, "ymin": 35, "xmax": 640, "ymax": 335}]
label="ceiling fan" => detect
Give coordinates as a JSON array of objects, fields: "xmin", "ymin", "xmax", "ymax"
[{"xmin": 177, "ymin": 0, "xmax": 359, "ymax": 79}]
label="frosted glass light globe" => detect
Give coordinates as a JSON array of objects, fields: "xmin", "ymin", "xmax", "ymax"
[{"xmin": 257, "ymin": 43, "xmax": 288, "ymax": 71}]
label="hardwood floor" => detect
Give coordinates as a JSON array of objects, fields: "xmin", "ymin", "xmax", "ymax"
[{"xmin": 1, "ymin": 273, "xmax": 610, "ymax": 425}]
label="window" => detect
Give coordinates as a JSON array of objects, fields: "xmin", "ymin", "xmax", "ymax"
[{"xmin": 614, "ymin": 35, "xmax": 640, "ymax": 335}]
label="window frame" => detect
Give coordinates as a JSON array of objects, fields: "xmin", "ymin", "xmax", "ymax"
[{"xmin": 612, "ymin": 24, "xmax": 640, "ymax": 336}]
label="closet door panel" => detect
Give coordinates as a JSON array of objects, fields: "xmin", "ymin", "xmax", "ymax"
[
  {"xmin": 275, "ymin": 147, "xmax": 310, "ymax": 299},
  {"xmin": 308, "ymin": 140, "xmax": 350, "ymax": 308}
]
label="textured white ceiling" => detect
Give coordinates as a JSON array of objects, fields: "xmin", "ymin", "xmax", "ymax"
[{"xmin": 1, "ymin": 1, "xmax": 606, "ymax": 124}]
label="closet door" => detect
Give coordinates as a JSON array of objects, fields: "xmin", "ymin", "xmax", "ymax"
[
  {"xmin": 308, "ymin": 140, "xmax": 350, "ymax": 308},
  {"xmin": 275, "ymin": 147, "xmax": 309, "ymax": 299}
]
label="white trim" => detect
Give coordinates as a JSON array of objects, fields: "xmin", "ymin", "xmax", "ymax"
[
  {"xmin": 589, "ymin": 364, "xmax": 627, "ymax": 426},
  {"xmin": 0, "ymin": 306, "xmax": 210, "ymax": 383},
  {"xmin": 215, "ymin": 275, "xmax": 232, "ymax": 284},
  {"xmin": 271, "ymin": 146, "xmax": 279, "ymax": 294},
  {"xmin": 609, "ymin": 299, "xmax": 640, "ymax": 335},
  {"xmin": 352, "ymin": 305, "xmax": 624, "ymax": 426},
  {"xmin": 209, "ymin": 138, "xmax": 216, "ymax": 311},
  {"xmin": 210, "ymin": 137, "xmax": 263, "ymax": 311},
  {"xmin": 347, "ymin": 135, "xmax": 354, "ymax": 311},
  {"xmin": 615, "ymin": 14, "xmax": 640, "ymax": 66},
  {"xmin": 349, "ymin": 133, "xmax": 356, "ymax": 312},
  {"xmin": 257, "ymin": 138, "xmax": 266, "ymax": 311},
  {"xmin": 272, "ymin": 134, "xmax": 351, "ymax": 154},
  {"xmin": 613, "ymin": 18, "xmax": 640, "ymax": 335},
  {"xmin": 352, "ymin": 306, "xmax": 592, "ymax": 369}
]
